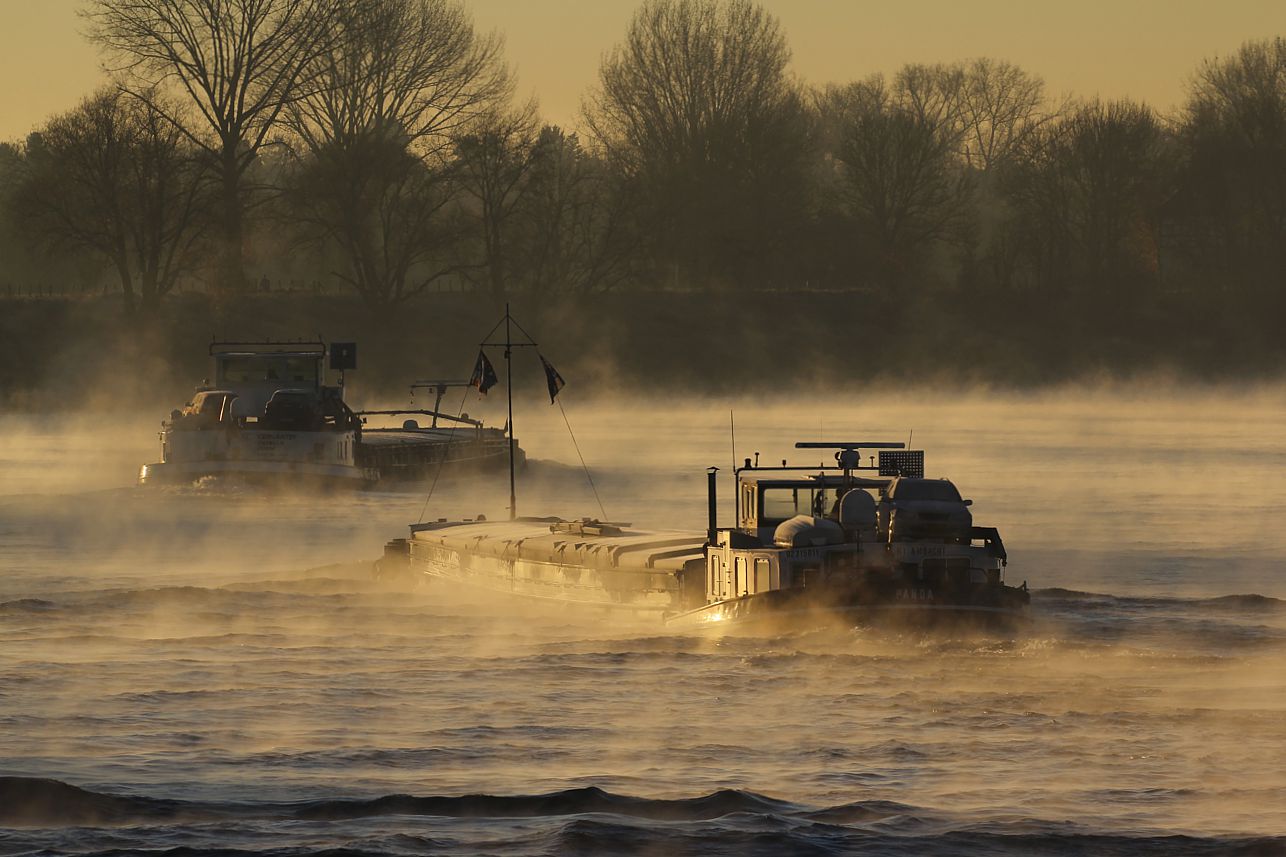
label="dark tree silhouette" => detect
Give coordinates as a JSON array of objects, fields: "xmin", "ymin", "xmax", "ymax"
[
  {"xmin": 12, "ymin": 88, "xmax": 208, "ymax": 312},
  {"xmin": 455, "ymin": 104, "xmax": 540, "ymax": 300},
  {"xmin": 956, "ymin": 59, "xmax": 1049, "ymax": 172},
  {"xmin": 823, "ymin": 78, "xmax": 969, "ymax": 291},
  {"xmin": 893, "ymin": 63, "xmax": 966, "ymax": 144},
  {"xmin": 1000, "ymin": 99, "xmax": 1171, "ymax": 297},
  {"xmin": 85, "ymin": 0, "xmax": 339, "ymax": 294},
  {"xmin": 521, "ymin": 127, "xmax": 638, "ymax": 295},
  {"xmin": 1176, "ymin": 37, "xmax": 1286, "ymax": 296},
  {"xmin": 285, "ymin": 0, "xmax": 509, "ymax": 308},
  {"xmin": 885, "ymin": 59, "xmax": 1049, "ymax": 171},
  {"xmin": 951, "ymin": 59, "xmax": 1051, "ymax": 293},
  {"xmin": 585, "ymin": 0, "xmax": 809, "ymax": 289}
]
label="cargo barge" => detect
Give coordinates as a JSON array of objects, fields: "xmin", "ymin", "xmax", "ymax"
[
  {"xmin": 379, "ymin": 440, "xmax": 1029, "ymax": 629},
  {"xmin": 139, "ymin": 340, "xmax": 518, "ymax": 488}
]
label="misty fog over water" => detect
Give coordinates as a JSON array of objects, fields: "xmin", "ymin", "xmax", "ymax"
[
  {"xmin": 5, "ymin": 0, "xmax": 1286, "ymax": 850},
  {"xmin": 2, "ymin": 391, "xmax": 1284, "ymax": 854}
]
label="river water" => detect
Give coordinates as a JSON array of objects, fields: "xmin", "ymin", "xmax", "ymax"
[{"xmin": 2, "ymin": 391, "xmax": 1284, "ymax": 855}]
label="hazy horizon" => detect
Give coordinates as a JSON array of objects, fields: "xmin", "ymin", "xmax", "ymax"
[{"xmin": 2, "ymin": 0, "xmax": 1282, "ymax": 142}]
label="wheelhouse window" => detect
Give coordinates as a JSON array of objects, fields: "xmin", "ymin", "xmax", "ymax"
[
  {"xmin": 218, "ymin": 356, "xmax": 318, "ymax": 385},
  {"xmin": 760, "ymin": 487, "xmax": 831, "ymax": 522}
]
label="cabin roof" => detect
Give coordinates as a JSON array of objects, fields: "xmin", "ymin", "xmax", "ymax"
[
  {"xmin": 214, "ymin": 351, "xmax": 324, "ymax": 360},
  {"xmin": 738, "ymin": 475, "xmax": 890, "ymax": 490},
  {"xmin": 210, "ymin": 340, "xmax": 326, "ymax": 357}
]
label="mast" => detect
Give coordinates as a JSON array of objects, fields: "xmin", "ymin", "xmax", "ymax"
[
  {"xmin": 480, "ymin": 304, "xmax": 536, "ymax": 521},
  {"xmin": 505, "ymin": 303, "xmax": 516, "ymax": 519}
]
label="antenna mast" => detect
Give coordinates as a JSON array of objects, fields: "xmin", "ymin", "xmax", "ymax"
[
  {"xmin": 504, "ymin": 306, "xmax": 514, "ymax": 518},
  {"xmin": 729, "ymin": 409, "xmax": 737, "ymax": 525}
]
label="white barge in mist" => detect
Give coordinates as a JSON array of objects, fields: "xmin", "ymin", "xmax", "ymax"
[
  {"xmin": 379, "ymin": 441, "xmax": 1029, "ymax": 628},
  {"xmin": 139, "ymin": 340, "xmax": 517, "ymax": 488}
]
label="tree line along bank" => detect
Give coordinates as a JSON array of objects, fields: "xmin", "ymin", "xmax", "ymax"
[{"xmin": 0, "ymin": 0, "xmax": 1281, "ymax": 375}]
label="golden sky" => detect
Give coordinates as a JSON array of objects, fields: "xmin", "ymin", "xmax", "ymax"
[{"xmin": 1, "ymin": 0, "xmax": 1281, "ymax": 142}]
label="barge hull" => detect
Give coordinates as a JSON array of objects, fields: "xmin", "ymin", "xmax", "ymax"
[
  {"xmin": 400, "ymin": 520, "xmax": 706, "ymax": 613},
  {"xmin": 358, "ymin": 429, "xmax": 518, "ymax": 481},
  {"xmin": 664, "ymin": 589, "xmax": 1029, "ymax": 631},
  {"xmin": 139, "ymin": 459, "xmax": 376, "ymax": 487}
]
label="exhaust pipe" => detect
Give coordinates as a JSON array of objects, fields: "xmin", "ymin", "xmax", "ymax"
[{"xmin": 707, "ymin": 467, "xmax": 719, "ymax": 546}]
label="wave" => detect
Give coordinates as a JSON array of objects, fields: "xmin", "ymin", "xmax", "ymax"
[
  {"xmin": 1033, "ymin": 588, "xmax": 1286, "ymax": 613},
  {"xmin": 1033, "ymin": 587, "xmax": 1114, "ymax": 600},
  {"xmin": 549, "ymin": 819, "xmax": 1286, "ymax": 857},
  {"xmin": 3, "ymin": 779, "xmax": 1283, "ymax": 856},
  {"xmin": 1202, "ymin": 593, "xmax": 1286, "ymax": 612},
  {"xmin": 294, "ymin": 785, "xmax": 795, "ymax": 822},
  {"xmin": 0, "ymin": 597, "xmax": 58, "ymax": 612},
  {"xmin": 0, "ymin": 778, "xmax": 805, "ymax": 827},
  {"xmin": 0, "ymin": 777, "xmax": 204, "ymax": 826}
]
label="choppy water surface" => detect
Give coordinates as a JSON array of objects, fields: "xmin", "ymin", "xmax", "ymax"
[{"xmin": 2, "ymin": 392, "xmax": 1285, "ymax": 855}]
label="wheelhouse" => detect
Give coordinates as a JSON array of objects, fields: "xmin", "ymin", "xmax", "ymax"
[
  {"xmin": 209, "ymin": 341, "xmax": 329, "ymax": 416},
  {"xmin": 738, "ymin": 474, "xmax": 890, "ymax": 543},
  {"xmin": 695, "ymin": 440, "xmax": 1010, "ymax": 611}
]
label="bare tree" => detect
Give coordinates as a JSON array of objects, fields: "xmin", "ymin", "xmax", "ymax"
[
  {"xmin": 585, "ymin": 0, "xmax": 809, "ymax": 288},
  {"xmin": 454, "ymin": 103, "xmax": 540, "ymax": 299},
  {"xmin": 84, "ymin": 0, "xmax": 339, "ymax": 293},
  {"xmin": 1176, "ymin": 37, "xmax": 1286, "ymax": 293},
  {"xmin": 522, "ymin": 127, "xmax": 639, "ymax": 295},
  {"xmin": 889, "ymin": 59, "xmax": 1048, "ymax": 172},
  {"xmin": 942, "ymin": 59, "xmax": 1052, "ymax": 294},
  {"xmin": 957, "ymin": 58, "xmax": 1048, "ymax": 172},
  {"xmin": 12, "ymin": 87, "xmax": 208, "ymax": 313},
  {"xmin": 285, "ymin": 0, "xmax": 509, "ymax": 308},
  {"xmin": 822, "ymin": 78, "xmax": 970, "ymax": 290},
  {"xmin": 893, "ymin": 63, "xmax": 966, "ymax": 144},
  {"xmin": 1001, "ymin": 99, "xmax": 1171, "ymax": 294}
]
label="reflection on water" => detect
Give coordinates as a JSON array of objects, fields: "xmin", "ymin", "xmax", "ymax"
[{"xmin": 1, "ymin": 391, "xmax": 1284, "ymax": 853}]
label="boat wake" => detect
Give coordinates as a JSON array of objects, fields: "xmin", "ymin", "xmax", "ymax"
[{"xmin": 4, "ymin": 578, "xmax": 1285, "ymax": 652}]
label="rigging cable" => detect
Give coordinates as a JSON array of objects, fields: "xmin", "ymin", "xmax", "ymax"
[
  {"xmin": 416, "ymin": 384, "xmax": 473, "ymax": 525},
  {"xmin": 557, "ymin": 398, "xmax": 608, "ymax": 522},
  {"xmin": 507, "ymin": 312, "xmax": 605, "ymax": 519}
]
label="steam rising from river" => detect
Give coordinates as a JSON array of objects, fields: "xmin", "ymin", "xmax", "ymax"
[{"xmin": 2, "ymin": 388, "xmax": 1285, "ymax": 850}]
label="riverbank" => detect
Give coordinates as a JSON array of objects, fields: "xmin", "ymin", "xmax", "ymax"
[{"xmin": 1, "ymin": 286, "xmax": 1281, "ymax": 410}]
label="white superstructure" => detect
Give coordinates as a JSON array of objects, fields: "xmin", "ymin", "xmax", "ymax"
[{"xmin": 140, "ymin": 341, "xmax": 375, "ymax": 487}]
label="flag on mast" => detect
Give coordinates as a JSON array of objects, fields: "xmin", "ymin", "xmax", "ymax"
[
  {"xmin": 469, "ymin": 349, "xmax": 498, "ymax": 395},
  {"xmin": 538, "ymin": 353, "xmax": 565, "ymax": 404}
]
